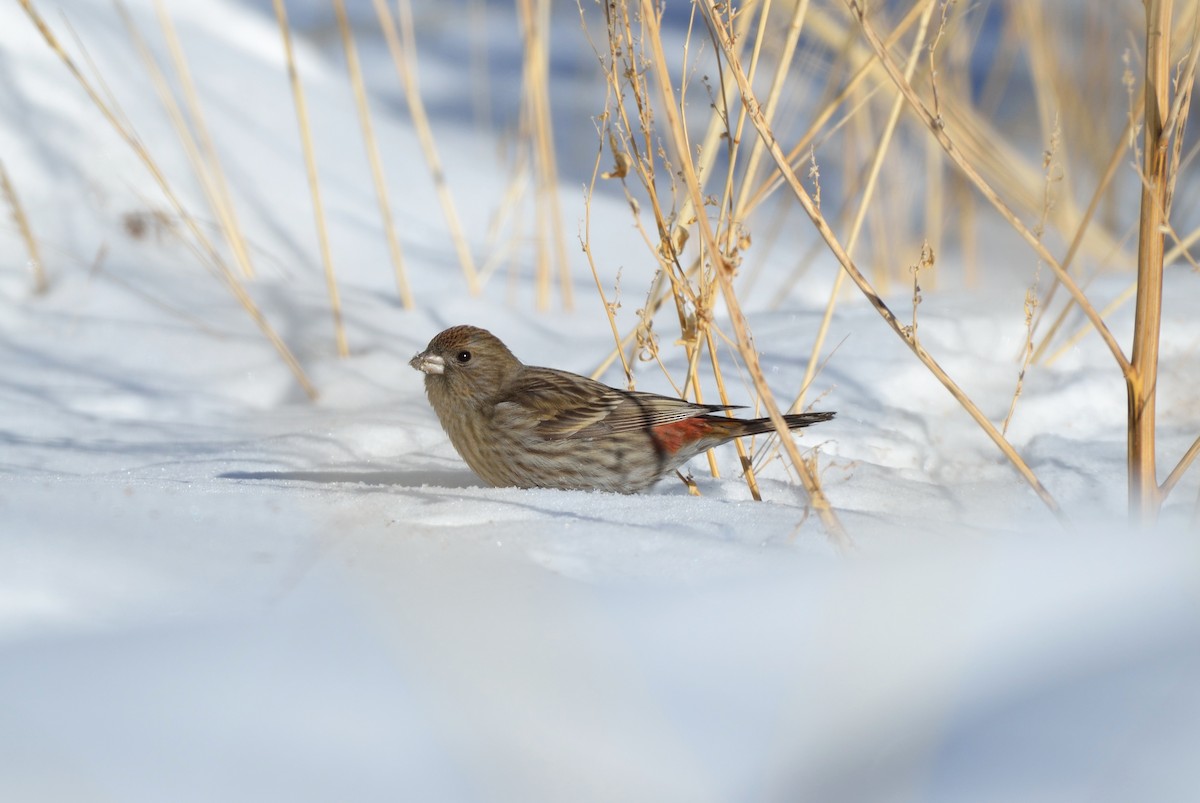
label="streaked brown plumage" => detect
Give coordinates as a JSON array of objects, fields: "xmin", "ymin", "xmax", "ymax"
[{"xmin": 410, "ymin": 325, "xmax": 834, "ymax": 493}]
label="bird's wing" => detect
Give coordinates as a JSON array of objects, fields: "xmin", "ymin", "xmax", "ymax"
[{"xmin": 494, "ymin": 367, "xmax": 738, "ymax": 439}]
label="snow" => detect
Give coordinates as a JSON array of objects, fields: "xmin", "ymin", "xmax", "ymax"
[{"xmin": 2, "ymin": 0, "xmax": 1199, "ymax": 800}]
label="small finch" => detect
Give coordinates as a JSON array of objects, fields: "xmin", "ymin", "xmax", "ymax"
[{"xmin": 410, "ymin": 325, "xmax": 834, "ymax": 494}]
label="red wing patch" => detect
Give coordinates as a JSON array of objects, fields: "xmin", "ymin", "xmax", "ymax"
[{"xmin": 650, "ymin": 417, "xmax": 714, "ymax": 455}]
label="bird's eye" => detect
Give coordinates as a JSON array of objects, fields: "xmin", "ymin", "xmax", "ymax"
[{"xmin": 456, "ymin": 350, "xmax": 472, "ymax": 364}]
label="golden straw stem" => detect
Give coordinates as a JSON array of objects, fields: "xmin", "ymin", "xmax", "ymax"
[
  {"xmin": 152, "ymin": 0, "xmax": 256, "ymax": 280},
  {"xmin": 271, "ymin": 0, "xmax": 348, "ymax": 357},
  {"xmin": 373, "ymin": 0, "xmax": 481, "ymax": 295},
  {"xmin": 0, "ymin": 159, "xmax": 46, "ymax": 294},
  {"xmin": 333, "ymin": 0, "xmax": 414, "ymax": 309}
]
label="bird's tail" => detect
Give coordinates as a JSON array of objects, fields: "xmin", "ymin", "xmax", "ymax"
[{"xmin": 709, "ymin": 410, "xmax": 835, "ymax": 439}]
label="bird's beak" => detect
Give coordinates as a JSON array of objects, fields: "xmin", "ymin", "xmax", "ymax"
[{"xmin": 409, "ymin": 351, "xmax": 445, "ymax": 375}]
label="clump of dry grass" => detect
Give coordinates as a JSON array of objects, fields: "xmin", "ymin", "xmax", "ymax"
[
  {"xmin": 17, "ymin": 0, "xmax": 317, "ymax": 398},
  {"xmin": 270, "ymin": 0, "xmax": 348, "ymax": 358},
  {"xmin": 572, "ymin": 0, "xmax": 1200, "ymax": 534},
  {"xmin": 334, "ymin": 0, "xmax": 414, "ymax": 310},
  {"xmin": 372, "ymin": 0, "xmax": 481, "ymax": 296}
]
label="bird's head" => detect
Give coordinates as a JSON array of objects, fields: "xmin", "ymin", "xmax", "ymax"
[{"xmin": 410, "ymin": 325, "xmax": 521, "ymax": 404}]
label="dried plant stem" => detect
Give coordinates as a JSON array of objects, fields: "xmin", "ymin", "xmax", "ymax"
[
  {"xmin": 1044, "ymin": 223, "xmax": 1200, "ymax": 368},
  {"xmin": 1030, "ymin": 112, "xmax": 1134, "ymax": 365},
  {"xmin": 1161, "ymin": 433, "xmax": 1200, "ymax": 498},
  {"xmin": 0, "ymin": 159, "xmax": 46, "ymax": 294},
  {"xmin": 1127, "ymin": 0, "xmax": 1174, "ymax": 524},
  {"xmin": 516, "ymin": 0, "xmax": 572, "ymax": 310},
  {"xmin": 705, "ymin": 328, "xmax": 762, "ymax": 501},
  {"xmin": 151, "ymin": 0, "xmax": 255, "ymax": 280},
  {"xmin": 271, "ymin": 0, "xmax": 348, "ymax": 358},
  {"xmin": 118, "ymin": 1, "xmax": 254, "ymax": 285},
  {"xmin": 641, "ymin": 0, "xmax": 849, "ymax": 546},
  {"xmin": 703, "ymin": 1, "xmax": 1065, "ymax": 524},
  {"xmin": 333, "ymin": 0, "xmax": 413, "ymax": 309},
  {"xmin": 372, "ymin": 0, "xmax": 480, "ymax": 295},
  {"xmin": 686, "ymin": 350, "xmax": 723, "ymax": 482},
  {"xmin": 1003, "ymin": 121, "xmax": 1059, "ymax": 435},
  {"xmin": 581, "ymin": 124, "xmax": 632, "ymax": 386},
  {"xmin": 17, "ymin": 0, "xmax": 316, "ymax": 398}
]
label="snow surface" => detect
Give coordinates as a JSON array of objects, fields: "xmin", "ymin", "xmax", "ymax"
[{"xmin": 2, "ymin": 1, "xmax": 1199, "ymax": 801}]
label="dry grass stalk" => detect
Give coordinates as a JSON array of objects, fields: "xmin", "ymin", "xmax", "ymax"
[
  {"xmin": 17, "ymin": 0, "xmax": 317, "ymax": 399},
  {"xmin": 1043, "ymin": 225, "xmax": 1200, "ymax": 368},
  {"xmin": 332, "ymin": 0, "xmax": 414, "ymax": 309},
  {"xmin": 1127, "ymin": 0, "xmax": 1177, "ymax": 523},
  {"xmin": 703, "ymin": 0, "xmax": 1065, "ymax": 524},
  {"xmin": 373, "ymin": 0, "xmax": 481, "ymax": 295},
  {"xmin": 1030, "ymin": 113, "xmax": 1135, "ymax": 365},
  {"xmin": 0, "ymin": 158, "xmax": 47, "ymax": 294},
  {"xmin": 1003, "ymin": 121, "xmax": 1060, "ymax": 435},
  {"xmin": 117, "ymin": 1, "xmax": 257, "ymax": 286},
  {"xmin": 1161, "ymin": 434, "xmax": 1200, "ymax": 498},
  {"xmin": 151, "ymin": 0, "xmax": 255, "ymax": 280},
  {"xmin": 270, "ymin": 0, "xmax": 348, "ymax": 358},
  {"xmin": 704, "ymin": 329, "xmax": 763, "ymax": 501},
  {"xmin": 580, "ymin": 120, "xmax": 634, "ymax": 387},
  {"xmin": 516, "ymin": 0, "xmax": 573, "ymax": 310},
  {"xmin": 1002, "ymin": 283, "xmax": 1039, "ymax": 437}
]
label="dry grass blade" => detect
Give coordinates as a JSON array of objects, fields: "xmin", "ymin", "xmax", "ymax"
[
  {"xmin": 702, "ymin": 1, "xmax": 1066, "ymax": 525},
  {"xmin": 117, "ymin": 0, "xmax": 257, "ymax": 286},
  {"xmin": 1161, "ymin": 433, "xmax": 1200, "ymax": 498},
  {"xmin": 151, "ymin": 0, "xmax": 256, "ymax": 280},
  {"xmin": 0, "ymin": 158, "xmax": 47, "ymax": 294},
  {"xmin": 332, "ymin": 0, "xmax": 413, "ymax": 309},
  {"xmin": 1126, "ymin": 0, "xmax": 1182, "ymax": 524},
  {"xmin": 16, "ymin": 0, "xmax": 317, "ymax": 399},
  {"xmin": 271, "ymin": 0, "xmax": 348, "ymax": 358},
  {"xmin": 372, "ymin": 0, "xmax": 481, "ymax": 296},
  {"xmin": 516, "ymin": 0, "xmax": 572, "ymax": 310},
  {"xmin": 1043, "ymin": 224, "xmax": 1200, "ymax": 368},
  {"xmin": 580, "ymin": 121, "xmax": 633, "ymax": 387},
  {"xmin": 704, "ymin": 329, "xmax": 763, "ymax": 501},
  {"xmin": 1030, "ymin": 114, "xmax": 1134, "ymax": 365}
]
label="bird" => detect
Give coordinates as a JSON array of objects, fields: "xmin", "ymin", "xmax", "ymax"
[{"xmin": 409, "ymin": 325, "xmax": 834, "ymax": 494}]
